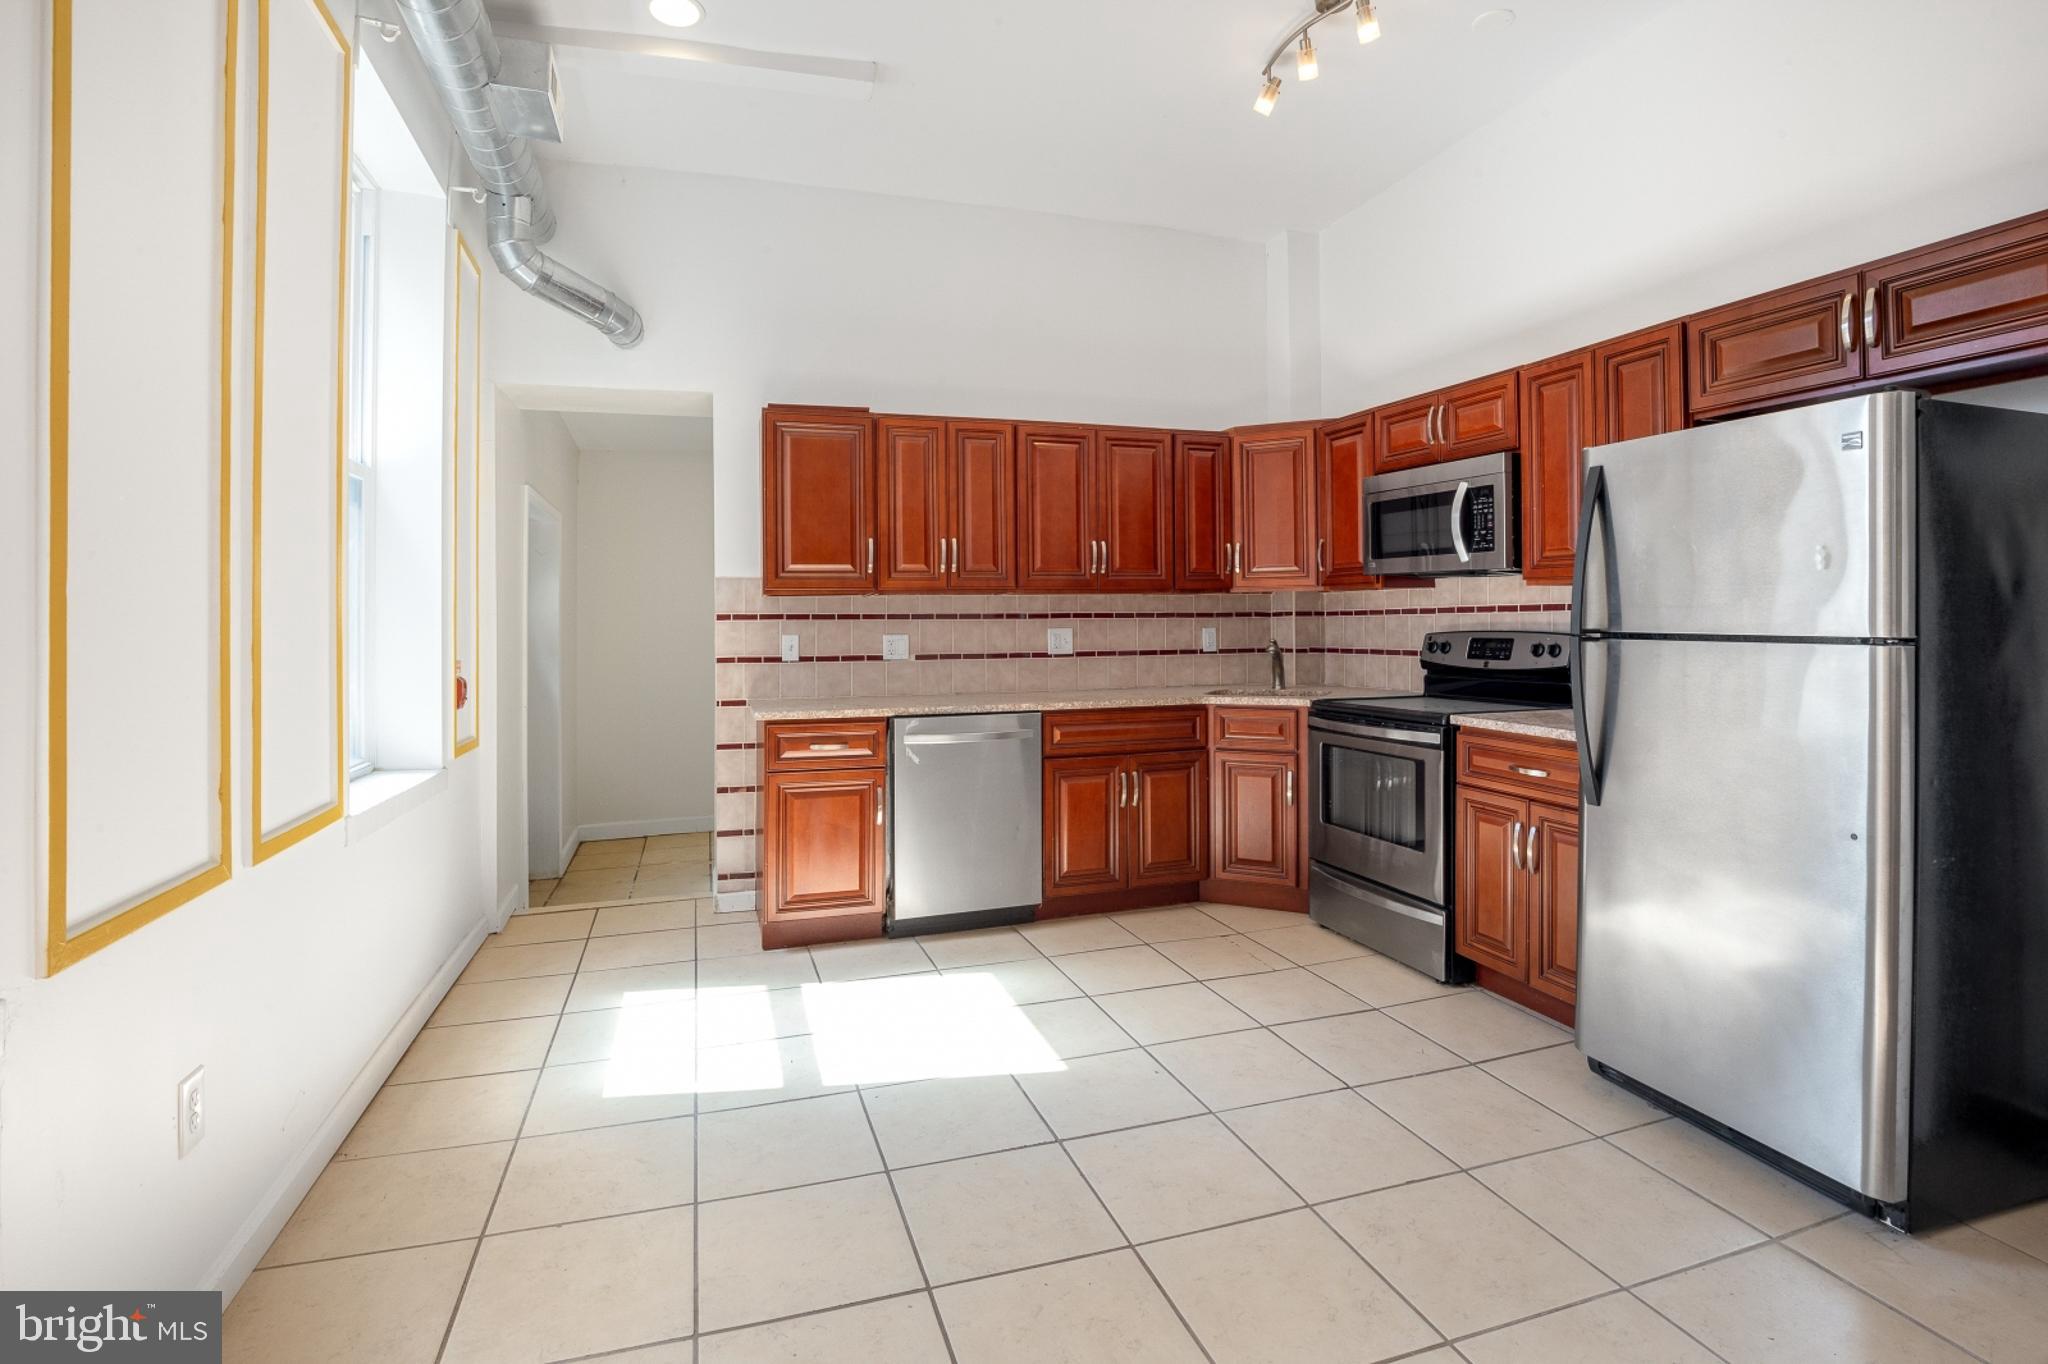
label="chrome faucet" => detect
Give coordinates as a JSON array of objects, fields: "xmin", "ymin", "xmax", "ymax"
[{"xmin": 1268, "ymin": 639, "xmax": 1287, "ymax": 691}]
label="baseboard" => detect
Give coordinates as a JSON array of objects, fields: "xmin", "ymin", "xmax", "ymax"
[
  {"xmin": 496, "ymin": 879, "xmax": 523, "ymax": 930},
  {"xmin": 715, "ymin": 889, "xmax": 758, "ymax": 914},
  {"xmin": 204, "ymin": 913, "xmax": 491, "ymax": 1302},
  {"xmin": 575, "ymin": 815, "xmax": 714, "ymax": 842},
  {"xmin": 559, "ymin": 829, "xmax": 580, "ymax": 874}
]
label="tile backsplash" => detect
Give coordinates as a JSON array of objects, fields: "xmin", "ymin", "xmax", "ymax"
[{"xmin": 711, "ymin": 575, "xmax": 1569, "ymax": 898}]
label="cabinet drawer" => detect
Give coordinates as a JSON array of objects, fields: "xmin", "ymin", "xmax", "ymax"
[
  {"xmin": 763, "ymin": 719, "xmax": 888, "ymax": 771},
  {"xmin": 1043, "ymin": 707, "xmax": 1205, "ymax": 757},
  {"xmin": 1209, "ymin": 706, "xmax": 1300, "ymax": 753},
  {"xmin": 1457, "ymin": 731, "xmax": 1578, "ymax": 803}
]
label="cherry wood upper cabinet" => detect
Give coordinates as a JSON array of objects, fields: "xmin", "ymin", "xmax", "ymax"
[
  {"xmin": 762, "ymin": 407, "xmax": 874, "ymax": 594},
  {"xmin": 1317, "ymin": 416, "xmax": 1376, "ymax": 590},
  {"xmin": 1863, "ymin": 209, "xmax": 2048, "ymax": 380},
  {"xmin": 1096, "ymin": 429, "xmax": 1175, "ymax": 592},
  {"xmin": 947, "ymin": 420, "xmax": 1016, "ymax": 591},
  {"xmin": 1372, "ymin": 371, "xmax": 1519, "ymax": 474},
  {"xmin": 1596, "ymin": 322, "xmax": 1686, "ymax": 444},
  {"xmin": 1372, "ymin": 395, "xmax": 1441, "ymax": 473},
  {"xmin": 1453, "ymin": 786, "xmax": 1526, "ymax": 978},
  {"xmin": 1519, "ymin": 351, "xmax": 1596, "ymax": 588},
  {"xmin": 1231, "ymin": 424, "xmax": 1318, "ymax": 591},
  {"xmin": 1527, "ymin": 801, "xmax": 1580, "ymax": 1005},
  {"xmin": 1686, "ymin": 270, "xmax": 1864, "ymax": 418},
  {"xmin": 1016, "ymin": 425, "xmax": 1095, "ymax": 593},
  {"xmin": 1174, "ymin": 433, "xmax": 1233, "ymax": 591},
  {"xmin": 876, "ymin": 417, "xmax": 946, "ymax": 592}
]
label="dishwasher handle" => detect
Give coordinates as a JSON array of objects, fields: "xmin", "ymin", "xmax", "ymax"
[{"xmin": 899, "ymin": 729, "xmax": 1037, "ymax": 747}]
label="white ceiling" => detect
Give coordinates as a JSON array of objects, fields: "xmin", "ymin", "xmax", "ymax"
[
  {"xmin": 483, "ymin": 0, "xmax": 1678, "ymax": 240},
  {"xmin": 558, "ymin": 410, "xmax": 714, "ymax": 455}
]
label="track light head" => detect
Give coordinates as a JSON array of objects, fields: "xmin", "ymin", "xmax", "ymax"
[
  {"xmin": 1356, "ymin": 0, "xmax": 1381, "ymax": 43},
  {"xmin": 1254, "ymin": 75, "xmax": 1282, "ymax": 115},
  {"xmin": 1297, "ymin": 33, "xmax": 1319, "ymax": 80}
]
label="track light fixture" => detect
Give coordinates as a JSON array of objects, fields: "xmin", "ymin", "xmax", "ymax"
[{"xmin": 1255, "ymin": 0, "xmax": 1387, "ymax": 116}]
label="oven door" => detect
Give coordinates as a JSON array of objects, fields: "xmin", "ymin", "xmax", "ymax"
[
  {"xmin": 1308, "ymin": 717, "xmax": 1445, "ymax": 906},
  {"xmin": 1363, "ymin": 465, "xmax": 1516, "ymax": 576}
]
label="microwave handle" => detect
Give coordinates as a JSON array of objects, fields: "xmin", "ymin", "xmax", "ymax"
[{"xmin": 1448, "ymin": 481, "xmax": 1472, "ymax": 564}]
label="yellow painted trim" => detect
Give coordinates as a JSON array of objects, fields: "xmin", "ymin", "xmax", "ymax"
[
  {"xmin": 453, "ymin": 235, "xmax": 482, "ymax": 757},
  {"xmin": 46, "ymin": 0, "xmax": 239, "ymax": 974},
  {"xmin": 250, "ymin": 0, "xmax": 350, "ymax": 863}
]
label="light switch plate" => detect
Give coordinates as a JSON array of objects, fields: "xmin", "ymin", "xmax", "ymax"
[
  {"xmin": 1046, "ymin": 627, "xmax": 1074, "ymax": 656},
  {"xmin": 1200, "ymin": 627, "xmax": 1218, "ymax": 653},
  {"xmin": 780, "ymin": 634, "xmax": 800, "ymax": 663},
  {"xmin": 881, "ymin": 634, "xmax": 911, "ymax": 661},
  {"xmin": 176, "ymin": 1066, "xmax": 205, "ymax": 1157}
]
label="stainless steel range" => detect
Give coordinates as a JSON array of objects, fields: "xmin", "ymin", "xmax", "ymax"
[{"xmin": 1308, "ymin": 631, "xmax": 1571, "ymax": 980}]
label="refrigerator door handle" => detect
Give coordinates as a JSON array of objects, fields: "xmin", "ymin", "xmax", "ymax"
[
  {"xmin": 1449, "ymin": 482, "xmax": 1472, "ymax": 564},
  {"xmin": 1571, "ymin": 463, "xmax": 1614, "ymax": 806}
]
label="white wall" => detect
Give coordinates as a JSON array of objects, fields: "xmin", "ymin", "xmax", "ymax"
[
  {"xmin": 1318, "ymin": 0, "xmax": 2048, "ymax": 410},
  {"xmin": 573, "ymin": 449, "xmax": 716, "ymax": 834},
  {"xmin": 493, "ymin": 400, "xmax": 581, "ymax": 891},
  {"xmin": 487, "ymin": 165, "xmax": 1269, "ymax": 577}
]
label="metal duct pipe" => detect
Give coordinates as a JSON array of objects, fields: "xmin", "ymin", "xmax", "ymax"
[
  {"xmin": 395, "ymin": 0, "xmax": 645, "ymax": 346},
  {"xmin": 489, "ymin": 196, "xmax": 644, "ymax": 347}
]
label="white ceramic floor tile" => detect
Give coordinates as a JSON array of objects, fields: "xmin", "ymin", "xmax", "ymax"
[
  {"xmin": 490, "ymin": 907, "xmax": 595, "ymax": 945},
  {"xmin": 261, "ymin": 1144, "xmax": 509, "ymax": 1266},
  {"xmin": 458, "ymin": 939, "xmax": 586, "ymax": 983},
  {"xmin": 893, "ymin": 1143, "xmax": 1124, "ymax": 1283},
  {"xmin": 546, "ymin": 1006, "xmax": 625, "ymax": 1066},
  {"xmin": 696, "ymin": 921, "xmax": 769, "ymax": 959},
  {"xmin": 1221, "ymin": 1090, "xmax": 1454, "ymax": 1203},
  {"xmin": 1066, "ymin": 1115, "xmax": 1300, "ymax": 1242},
  {"xmin": 943, "ymin": 957, "xmax": 1082, "ymax": 1005},
  {"xmin": 1638, "ymin": 1242, "xmax": 1975, "ymax": 1364},
  {"xmin": 1147, "ymin": 1027, "xmax": 1344, "ymax": 1110},
  {"xmin": 1109, "ymin": 906, "xmax": 1235, "ymax": 943},
  {"xmin": 1095, "ymin": 981, "xmax": 1258, "ymax": 1045},
  {"xmin": 1151, "ymin": 933, "xmax": 1294, "ymax": 980},
  {"xmin": 1017, "ymin": 996, "xmax": 1137, "ymax": 1059},
  {"xmin": 1322, "ymin": 1173, "xmax": 1613, "ymax": 1337},
  {"xmin": 696, "ymin": 1175, "xmax": 924, "ymax": 1332},
  {"xmin": 694, "ymin": 1032, "xmax": 853, "ymax": 1113},
  {"xmin": 696, "ymin": 947, "xmax": 821, "ymax": 991},
  {"xmin": 1359, "ymin": 1067, "xmax": 1591, "ymax": 1168},
  {"xmin": 1974, "ymin": 1197, "xmax": 2048, "ymax": 1264},
  {"xmin": 1271, "ymin": 1011, "xmax": 1464, "ymax": 1087},
  {"xmin": 442, "ymin": 1206, "xmax": 694, "ymax": 1364},
  {"xmin": 1192, "ymin": 903, "xmax": 1314, "ymax": 934},
  {"xmin": 224, "ymin": 1242, "xmax": 473, "ymax": 1364},
  {"xmin": 917, "ymin": 926, "xmax": 1040, "ymax": 969},
  {"xmin": 697, "ymin": 1294, "xmax": 949, "ymax": 1364},
  {"xmin": 1140, "ymin": 1209, "xmax": 1438, "ymax": 1363},
  {"xmin": 489, "ymin": 1117, "xmax": 695, "ymax": 1232},
  {"xmin": 697, "ymin": 1091, "xmax": 882, "ymax": 1199},
  {"xmin": 1608, "ymin": 1118, "xmax": 1843, "ymax": 1236},
  {"xmin": 428, "ymin": 974, "xmax": 572, "ymax": 1027},
  {"xmin": 862, "ymin": 1074, "xmax": 1052, "ymax": 1167},
  {"xmin": 696, "ymin": 984, "xmax": 815, "ymax": 1046},
  {"xmin": 1017, "ymin": 1049, "xmax": 1205, "ymax": 1138},
  {"xmin": 1245, "ymin": 921, "xmax": 1374, "ymax": 966},
  {"xmin": 522, "ymin": 1059, "xmax": 695, "ymax": 1138},
  {"xmin": 570, "ymin": 839, "xmax": 645, "ymax": 870},
  {"xmin": 1018, "ymin": 916, "xmax": 1144, "ymax": 956},
  {"xmin": 579, "ymin": 928, "xmax": 698, "ymax": 972},
  {"xmin": 564, "ymin": 960, "xmax": 698, "ymax": 1013},
  {"xmin": 1456, "ymin": 1292, "xmax": 1719, "ymax": 1364},
  {"xmin": 934, "ymin": 1249, "xmax": 1205, "ymax": 1363},
  {"xmin": 388, "ymin": 1016, "xmax": 557, "ymax": 1085},
  {"xmin": 1787, "ymin": 1215, "xmax": 2048, "ymax": 1362},
  {"xmin": 1056, "ymin": 945, "xmax": 1196, "ymax": 996},
  {"xmin": 1307, "ymin": 952, "xmax": 1462, "ymax": 1007},
  {"xmin": 338, "ymin": 1071, "xmax": 536, "ymax": 1159},
  {"xmin": 1207, "ymin": 966, "xmax": 1370, "ymax": 1024},
  {"xmin": 1480, "ymin": 1043, "xmax": 1664, "ymax": 1135},
  {"xmin": 810, "ymin": 937, "xmax": 936, "ymax": 982},
  {"xmin": 1382, "ymin": 990, "xmax": 1569, "ymax": 1062}
]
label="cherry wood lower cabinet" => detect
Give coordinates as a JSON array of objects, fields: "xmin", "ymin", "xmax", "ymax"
[
  {"xmin": 1453, "ymin": 729, "xmax": 1579, "ymax": 1025},
  {"xmin": 1043, "ymin": 750, "xmax": 1205, "ymax": 907},
  {"xmin": 1201, "ymin": 707, "xmax": 1307, "ymax": 912},
  {"xmin": 760, "ymin": 719, "xmax": 888, "ymax": 948}
]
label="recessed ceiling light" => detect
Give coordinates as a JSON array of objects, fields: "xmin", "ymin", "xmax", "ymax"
[
  {"xmin": 649, "ymin": 0, "xmax": 706, "ymax": 28},
  {"xmin": 1472, "ymin": 8, "xmax": 1517, "ymax": 31}
]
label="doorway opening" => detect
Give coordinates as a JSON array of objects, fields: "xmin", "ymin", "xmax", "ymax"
[{"xmin": 525, "ymin": 488, "xmax": 566, "ymax": 877}]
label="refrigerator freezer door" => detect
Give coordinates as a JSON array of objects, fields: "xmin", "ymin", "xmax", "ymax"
[
  {"xmin": 1577, "ymin": 637, "xmax": 1913, "ymax": 1202},
  {"xmin": 1580, "ymin": 392, "xmax": 1916, "ymax": 640}
]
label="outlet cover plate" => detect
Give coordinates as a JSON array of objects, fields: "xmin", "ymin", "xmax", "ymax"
[
  {"xmin": 780, "ymin": 634, "xmax": 800, "ymax": 663},
  {"xmin": 1201, "ymin": 627, "xmax": 1218, "ymax": 653},
  {"xmin": 881, "ymin": 634, "xmax": 911, "ymax": 661},
  {"xmin": 1046, "ymin": 627, "xmax": 1074, "ymax": 656},
  {"xmin": 177, "ymin": 1066, "xmax": 205, "ymax": 1157}
]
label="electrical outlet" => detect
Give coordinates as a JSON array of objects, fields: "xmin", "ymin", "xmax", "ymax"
[
  {"xmin": 176, "ymin": 1066, "xmax": 205, "ymax": 1157},
  {"xmin": 1046, "ymin": 627, "xmax": 1074, "ymax": 656},
  {"xmin": 880, "ymin": 633, "xmax": 911, "ymax": 661},
  {"xmin": 1200, "ymin": 626, "xmax": 1218, "ymax": 653},
  {"xmin": 780, "ymin": 634, "xmax": 801, "ymax": 663}
]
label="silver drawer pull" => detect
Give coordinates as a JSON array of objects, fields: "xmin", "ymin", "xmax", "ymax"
[
  {"xmin": 1508, "ymin": 764, "xmax": 1550, "ymax": 779},
  {"xmin": 807, "ymin": 742, "xmax": 852, "ymax": 752}
]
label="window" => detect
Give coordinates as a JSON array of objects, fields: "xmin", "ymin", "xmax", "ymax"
[{"xmin": 344, "ymin": 165, "xmax": 376, "ymax": 779}]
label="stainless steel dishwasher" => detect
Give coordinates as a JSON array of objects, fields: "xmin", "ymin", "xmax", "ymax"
[{"xmin": 888, "ymin": 713, "xmax": 1042, "ymax": 935}]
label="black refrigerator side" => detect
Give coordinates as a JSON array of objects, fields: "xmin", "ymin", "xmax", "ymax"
[{"xmin": 1910, "ymin": 396, "xmax": 2048, "ymax": 1228}]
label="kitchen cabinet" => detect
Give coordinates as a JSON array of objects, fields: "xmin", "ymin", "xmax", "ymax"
[
  {"xmin": 1016, "ymin": 424, "xmax": 1096, "ymax": 592},
  {"xmin": 1174, "ymin": 433, "xmax": 1233, "ymax": 591},
  {"xmin": 1130, "ymin": 752, "xmax": 1205, "ymax": 886},
  {"xmin": 1044, "ymin": 756, "xmax": 1127, "ymax": 897},
  {"xmin": 1597, "ymin": 322, "xmax": 1686, "ymax": 444},
  {"xmin": 1016, "ymin": 424, "xmax": 1173, "ymax": 593},
  {"xmin": 760, "ymin": 719, "xmax": 889, "ymax": 948},
  {"xmin": 1862, "ymin": 210, "xmax": 2048, "ymax": 381},
  {"xmin": 1372, "ymin": 371, "xmax": 1520, "ymax": 474},
  {"xmin": 1518, "ymin": 351, "xmax": 1596, "ymax": 588},
  {"xmin": 1317, "ymin": 414, "xmax": 1377, "ymax": 590},
  {"xmin": 1044, "ymin": 745, "xmax": 1205, "ymax": 901},
  {"xmin": 762, "ymin": 407, "xmax": 874, "ymax": 594},
  {"xmin": 1202, "ymin": 707, "xmax": 1306, "ymax": 911},
  {"xmin": 1230, "ymin": 424, "xmax": 1318, "ymax": 591},
  {"xmin": 1096, "ymin": 429, "xmax": 1175, "ymax": 591},
  {"xmin": 877, "ymin": 417, "xmax": 1016, "ymax": 592},
  {"xmin": 1686, "ymin": 271, "xmax": 1865, "ymax": 419},
  {"xmin": 1453, "ymin": 729, "xmax": 1579, "ymax": 1024}
]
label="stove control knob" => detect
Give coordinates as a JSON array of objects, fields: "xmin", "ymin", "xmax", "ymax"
[
  {"xmin": 1547, "ymin": 643, "xmax": 1563, "ymax": 658},
  {"xmin": 1529, "ymin": 642, "xmax": 1543, "ymax": 657}
]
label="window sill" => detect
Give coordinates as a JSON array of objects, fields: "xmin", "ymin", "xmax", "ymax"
[{"xmin": 346, "ymin": 767, "xmax": 447, "ymax": 844}]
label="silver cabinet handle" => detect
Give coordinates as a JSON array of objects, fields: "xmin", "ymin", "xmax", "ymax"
[
  {"xmin": 1525, "ymin": 822, "xmax": 1540, "ymax": 874},
  {"xmin": 877, "ymin": 787, "xmax": 885, "ymax": 826},
  {"xmin": 1507, "ymin": 764, "xmax": 1549, "ymax": 779},
  {"xmin": 1117, "ymin": 769, "xmax": 1129, "ymax": 808},
  {"xmin": 1317, "ymin": 537, "xmax": 1326, "ymax": 574},
  {"xmin": 1509, "ymin": 819, "xmax": 1525, "ymax": 870},
  {"xmin": 867, "ymin": 536, "xmax": 875, "ymax": 575},
  {"xmin": 1840, "ymin": 290, "xmax": 1856, "ymax": 351},
  {"xmin": 1285, "ymin": 769, "xmax": 1295, "ymax": 807},
  {"xmin": 1448, "ymin": 481, "xmax": 1472, "ymax": 564},
  {"xmin": 1232, "ymin": 542, "xmax": 1243, "ymax": 575},
  {"xmin": 807, "ymin": 742, "xmax": 851, "ymax": 752},
  {"xmin": 1130, "ymin": 771, "xmax": 1140, "ymax": 811},
  {"xmin": 1864, "ymin": 285, "xmax": 1880, "ymax": 351},
  {"xmin": 951, "ymin": 536, "xmax": 959, "ymax": 575}
]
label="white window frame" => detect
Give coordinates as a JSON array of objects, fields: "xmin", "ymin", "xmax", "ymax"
[{"xmin": 344, "ymin": 163, "xmax": 378, "ymax": 779}]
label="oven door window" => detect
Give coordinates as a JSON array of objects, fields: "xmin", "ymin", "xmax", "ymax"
[
  {"xmin": 1369, "ymin": 489, "xmax": 1458, "ymax": 563},
  {"xmin": 1321, "ymin": 743, "xmax": 1427, "ymax": 850}
]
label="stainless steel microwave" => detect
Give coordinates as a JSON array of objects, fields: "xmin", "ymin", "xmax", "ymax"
[{"xmin": 1362, "ymin": 451, "xmax": 1519, "ymax": 576}]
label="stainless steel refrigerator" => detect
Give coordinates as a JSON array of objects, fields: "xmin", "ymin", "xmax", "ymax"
[{"xmin": 1573, "ymin": 390, "xmax": 2048, "ymax": 1231}]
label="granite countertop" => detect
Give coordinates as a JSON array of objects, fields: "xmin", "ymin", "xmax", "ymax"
[
  {"xmin": 752, "ymin": 685, "xmax": 1391, "ymax": 722},
  {"xmin": 1453, "ymin": 708, "xmax": 1578, "ymax": 741}
]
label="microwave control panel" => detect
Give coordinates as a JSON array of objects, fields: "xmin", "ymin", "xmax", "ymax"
[{"xmin": 1466, "ymin": 487, "xmax": 1497, "ymax": 551}]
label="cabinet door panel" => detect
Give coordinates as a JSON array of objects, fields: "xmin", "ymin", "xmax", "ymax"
[
  {"xmin": 1865, "ymin": 212, "xmax": 2048, "ymax": 379},
  {"xmin": 1016, "ymin": 425, "xmax": 1094, "ymax": 592},
  {"xmin": 1129, "ymin": 753, "xmax": 1204, "ymax": 886},
  {"xmin": 1045, "ymin": 756, "xmax": 1125, "ymax": 897},
  {"xmin": 765, "ymin": 771, "xmax": 884, "ymax": 917},
  {"xmin": 1373, "ymin": 397, "xmax": 1440, "ymax": 473},
  {"xmin": 1210, "ymin": 752, "xmax": 1298, "ymax": 885},
  {"xmin": 1318, "ymin": 419, "xmax": 1376, "ymax": 589},
  {"xmin": 1454, "ymin": 787, "xmax": 1526, "ymax": 977},
  {"xmin": 1596, "ymin": 322, "xmax": 1685, "ymax": 444},
  {"xmin": 1174, "ymin": 433, "xmax": 1233, "ymax": 591},
  {"xmin": 1687, "ymin": 271, "xmax": 1863, "ymax": 417},
  {"xmin": 763, "ymin": 410, "xmax": 873, "ymax": 593},
  {"xmin": 949, "ymin": 420, "xmax": 1015, "ymax": 591},
  {"xmin": 1232, "ymin": 427, "xmax": 1317, "ymax": 590},
  {"xmin": 1438, "ymin": 371, "xmax": 1520, "ymax": 458},
  {"xmin": 1097, "ymin": 429, "xmax": 1174, "ymax": 592},
  {"xmin": 1528, "ymin": 802, "xmax": 1579, "ymax": 1004},
  {"xmin": 1519, "ymin": 351, "xmax": 1595, "ymax": 588},
  {"xmin": 877, "ymin": 417, "xmax": 946, "ymax": 592}
]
